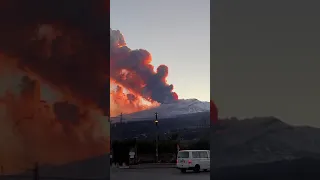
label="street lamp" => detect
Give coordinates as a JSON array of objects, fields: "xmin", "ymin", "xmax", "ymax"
[{"xmin": 154, "ymin": 112, "xmax": 159, "ymax": 163}]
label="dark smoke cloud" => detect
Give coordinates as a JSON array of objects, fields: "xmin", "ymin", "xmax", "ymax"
[
  {"xmin": 53, "ymin": 102, "xmax": 80, "ymax": 124},
  {"xmin": 19, "ymin": 76, "xmax": 38, "ymax": 96},
  {"xmin": 0, "ymin": 0, "xmax": 177, "ymax": 112},
  {"xmin": 0, "ymin": 0, "xmax": 110, "ymax": 114},
  {"xmin": 126, "ymin": 93, "xmax": 137, "ymax": 103},
  {"xmin": 110, "ymin": 29, "xmax": 178, "ymax": 103}
]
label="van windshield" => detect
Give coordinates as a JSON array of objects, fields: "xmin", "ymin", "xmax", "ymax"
[{"xmin": 177, "ymin": 152, "xmax": 189, "ymax": 158}]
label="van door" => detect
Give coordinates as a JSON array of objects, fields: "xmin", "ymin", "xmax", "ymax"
[
  {"xmin": 198, "ymin": 151, "xmax": 210, "ymax": 169},
  {"xmin": 206, "ymin": 151, "xmax": 210, "ymax": 169},
  {"xmin": 177, "ymin": 151, "xmax": 190, "ymax": 168},
  {"xmin": 191, "ymin": 151, "xmax": 201, "ymax": 166}
]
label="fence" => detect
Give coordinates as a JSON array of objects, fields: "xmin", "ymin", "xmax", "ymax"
[
  {"xmin": 0, "ymin": 163, "xmax": 109, "ymax": 180},
  {"xmin": 135, "ymin": 153, "xmax": 176, "ymax": 163},
  {"xmin": 112, "ymin": 140, "xmax": 180, "ymax": 165}
]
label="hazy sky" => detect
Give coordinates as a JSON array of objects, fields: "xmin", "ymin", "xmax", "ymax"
[
  {"xmin": 212, "ymin": 1, "xmax": 320, "ymax": 127},
  {"xmin": 111, "ymin": 0, "xmax": 210, "ymax": 101}
]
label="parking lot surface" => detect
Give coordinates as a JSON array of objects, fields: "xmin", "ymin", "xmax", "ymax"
[{"xmin": 111, "ymin": 168, "xmax": 210, "ymax": 180}]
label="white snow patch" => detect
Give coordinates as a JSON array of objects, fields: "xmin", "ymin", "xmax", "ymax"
[{"xmin": 111, "ymin": 99, "xmax": 209, "ymax": 122}]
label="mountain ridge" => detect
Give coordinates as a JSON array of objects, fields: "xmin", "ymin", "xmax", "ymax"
[
  {"xmin": 211, "ymin": 117, "xmax": 320, "ymax": 167},
  {"xmin": 111, "ymin": 115, "xmax": 320, "ymax": 167},
  {"xmin": 111, "ymin": 98, "xmax": 209, "ymax": 122}
]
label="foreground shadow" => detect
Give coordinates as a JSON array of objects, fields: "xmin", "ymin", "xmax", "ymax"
[{"xmin": 212, "ymin": 157, "xmax": 320, "ymax": 180}]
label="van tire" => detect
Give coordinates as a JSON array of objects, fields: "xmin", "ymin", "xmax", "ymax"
[
  {"xmin": 194, "ymin": 164, "xmax": 200, "ymax": 173},
  {"xmin": 180, "ymin": 169, "xmax": 187, "ymax": 173}
]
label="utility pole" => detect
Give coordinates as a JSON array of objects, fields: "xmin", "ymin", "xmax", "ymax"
[
  {"xmin": 154, "ymin": 112, "xmax": 159, "ymax": 163},
  {"xmin": 120, "ymin": 113, "xmax": 123, "ymax": 124}
]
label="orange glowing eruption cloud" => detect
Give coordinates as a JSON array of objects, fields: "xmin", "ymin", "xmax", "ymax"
[
  {"xmin": 110, "ymin": 78, "xmax": 160, "ymax": 116},
  {"xmin": 0, "ymin": 0, "xmax": 112, "ymax": 174},
  {"xmin": 0, "ymin": 0, "xmax": 178, "ymax": 174},
  {"xmin": 110, "ymin": 29, "xmax": 178, "ymax": 112},
  {"xmin": 0, "ymin": 55, "xmax": 109, "ymax": 174}
]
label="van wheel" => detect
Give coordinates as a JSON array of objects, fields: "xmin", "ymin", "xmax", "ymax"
[
  {"xmin": 180, "ymin": 169, "xmax": 186, "ymax": 173},
  {"xmin": 193, "ymin": 164, "xmax": 200, "ymax": 173}
]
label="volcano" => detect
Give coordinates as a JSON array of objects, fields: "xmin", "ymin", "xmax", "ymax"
[{"xmin": 110, "ymin": 99, "xmax": 209, "ymax": 122}]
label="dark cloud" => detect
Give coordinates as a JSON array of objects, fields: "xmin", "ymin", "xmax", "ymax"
[
  {"xmin": 110, "ymin": 29, "xmax": 178, "ymax": 103},
  {"xmin": 0, "ymin": 0, "xmax": 110, "ymax": 114}
]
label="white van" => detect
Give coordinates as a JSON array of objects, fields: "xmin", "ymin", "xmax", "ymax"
[{"xmin": 176, "ymin": 150, "xmax": 210, "ymax": 173}]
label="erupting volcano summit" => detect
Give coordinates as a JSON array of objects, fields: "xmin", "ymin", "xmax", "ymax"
[{"xmin": 110, "ymin": 29, "xmax": 178, "ymax": 116}]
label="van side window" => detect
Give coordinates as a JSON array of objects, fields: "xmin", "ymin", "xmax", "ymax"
[
  {"xmin": 177, "ymin": 152, "xmax": 189, "ymax": 158},
  {"xmin": 192, "ymin": 152, "xmax": 200, "ymax": 158},
  {"xmin": 199, "ymin": 151, "xmax": 209, "ymax": 158}
]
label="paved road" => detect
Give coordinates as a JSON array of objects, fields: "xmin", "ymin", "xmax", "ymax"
[{"xmin": 111, "ymin": 168, "xmax": 210, "ymax": 180}]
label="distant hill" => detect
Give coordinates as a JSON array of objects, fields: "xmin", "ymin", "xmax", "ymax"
[
  {"xmin": 111, "ymin": 111, "xmax": 210, "ymax": 140},
  {"xmin": 4, "ymin": 116, "xmax": 320, "ymax": 179},
  {"xmin": 211, "ymin": 117, "xmax": 320, "ymax": 168},
  {"xmin": 112, "ymin": 115, "xmax": 320, "ymax": 169}
]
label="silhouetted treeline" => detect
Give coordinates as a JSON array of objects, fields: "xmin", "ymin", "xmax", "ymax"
[
  {"xmin": 111, "ymin": 112, "xmax": 210, "ymax": 140},
  {"xmin": 112, "ymin": 139, "xmax": 177, "ymax": 153},
  {"xmin": 111, "ymin": 138, "xmax": 209, "ymax": 164}
]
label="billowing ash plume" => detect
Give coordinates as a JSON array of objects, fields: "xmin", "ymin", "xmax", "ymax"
[
  {"xmin": 110, "ymin": 29, "xmax": 178, "ymax": 103},
  {"xmin": 0, "ymin": 0, "xmax": 110, "ymax": 114},
  {"xmin": 0, "ymin": 0, "xmax": 177, "ymax": 114}
]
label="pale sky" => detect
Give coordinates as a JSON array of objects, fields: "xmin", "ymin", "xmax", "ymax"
[{"xmin": 111, "ymin": 0, "xmax": 210, "ymax": 101}]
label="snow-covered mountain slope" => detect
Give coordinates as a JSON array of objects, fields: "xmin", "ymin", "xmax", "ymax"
[{"xmin": 111, "ymin": 99, "xmax": 209, "ymax": 122}]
